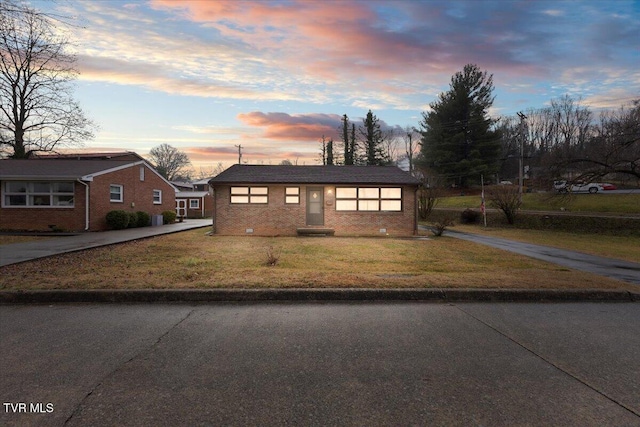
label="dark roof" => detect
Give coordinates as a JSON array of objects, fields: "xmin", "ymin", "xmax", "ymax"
[
  {"xmin": 0, "ymin": 159, "xmax": 139, "ymax": 180},
  {"xmin": 33, "ymin": 151, "xmax": 145, "ymax": 161},
  {"xmin": 209, "ymin": 165, "xmax": 420, "ymax": 186}
]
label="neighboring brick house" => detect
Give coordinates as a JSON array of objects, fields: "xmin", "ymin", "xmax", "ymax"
[
  {"xmin": 208, "ymin": 165, "xmax": 420, "ymax": 236},
  {"xmin": 175, "ymin": 191, "xmax": 213, "ymax": 219},
  {"xmin": 0, "ymin": 159, "xmax": 178, "ymax": 232}
]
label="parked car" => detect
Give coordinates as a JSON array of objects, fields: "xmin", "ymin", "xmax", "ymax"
[
  {"xmin": 553, "ymin": 180, "xmax": 604, "ymax": 194},
  {"xmin": 602, "ymin": 183, "xmax": 617, "ymax": 191}
]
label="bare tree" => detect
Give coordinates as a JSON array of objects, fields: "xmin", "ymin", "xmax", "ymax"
[
  {"xmin": 487, "ymin": 185, "xmax": 521, "ymax": 225},
  {"xmin": 403, "ymin": 126, "xmax": 420, "ymax": 175},
  {"xmin": 557, "ymin": 100, "xmax": 640, "ymax": 182},
  {"xmin": 0, "ymin": 0, "xmax": 94, "ymax": 158},
  {"xmin": 148, "ymin": 144, "xmax": 192, "ymax": 181},
  {"xmin": 194, "ymin": 162, "xmax": 226, "ymax": 179}
]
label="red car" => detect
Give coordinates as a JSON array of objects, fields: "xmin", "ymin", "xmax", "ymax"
[{"xmin": 602, "ymin": 183, "xmax": 617, "ymax": 190}]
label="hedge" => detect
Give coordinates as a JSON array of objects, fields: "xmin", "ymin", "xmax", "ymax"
[
  {"xmin": 427, "ymin": 208, "xmax": 640, "ymax": 236},
  {"xmin": 105, "ymin": 210, "xmax": 130, "ymax": 230}
]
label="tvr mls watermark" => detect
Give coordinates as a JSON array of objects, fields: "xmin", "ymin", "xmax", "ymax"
[{"xmin": 4, "ymin": 402, "xmax": 54, "ymax": 414}]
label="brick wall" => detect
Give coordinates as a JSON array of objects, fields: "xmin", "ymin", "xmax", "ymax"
[
  {"xmin": 0, "ymin": 182, "xmax": 87, "ymax": 232},
  {"xmin": 89, "ymin": 164, "xmax": 176, "ymax": 230},
  {"xmin": 213, "ymin": 184, "xmax": 417, "ymax": 236},
  {"xmin": 0, "ymin": 164, "xmax": 176, "ymax": 232}
]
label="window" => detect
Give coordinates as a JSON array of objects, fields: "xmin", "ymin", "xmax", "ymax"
[
  {"xmin": 285, "ymin": 187, "xmax": 299, "ymax": 204},
  {"xmin": 3, "ymin": 181, "xmax": 75, "ymax": 207},
  {"xmin": 231, "ymin": 186, "xmax": 268, "ymax": 204},
  {"xmin": 110, "ymin": 184, "xmax": 123, "ymax": 202},
  {"xmin": 335, "ymin": 187, "xmax": 402, "ymax": 212},
  {"xmin": 140, "ymin": 166, "xmax": 145, "ymax": 181},
  {"xmin": 189, "ymin": 199, "xmax": 200, "ymax": 209},
  {"xmin": 153, "ymin": 189, "xmax": 162, "ymax": 204}
]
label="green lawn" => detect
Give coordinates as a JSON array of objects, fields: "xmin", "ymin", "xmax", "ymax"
[{"xmin": 436, "ymin": 192, "xmax": 640, "ymax": 214}]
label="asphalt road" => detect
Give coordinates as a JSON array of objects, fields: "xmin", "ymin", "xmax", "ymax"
[{"xmin": 1, "ymin": 302, "xmax": 639, "ymax": 426}]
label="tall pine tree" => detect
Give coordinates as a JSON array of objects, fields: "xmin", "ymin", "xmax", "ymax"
[
  {"xmin": 418, "ymin": 64, "xmax": 501, "ymax": 186},
  {"xmin": 360, "ymin": 110, "xmax": 389, "ymax": 165}
]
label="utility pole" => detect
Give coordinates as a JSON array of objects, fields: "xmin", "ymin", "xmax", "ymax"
[
  {"xmin": 234, "ymin": 144, "xmax": 242, "ymax": 164},
  {"xmin": 517, "ymin": 112, "xmax": 527, "ymax": 204}
]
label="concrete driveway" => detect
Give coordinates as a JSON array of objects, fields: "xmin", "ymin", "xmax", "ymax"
[{"xmin": 1, "ymin": 302, "xmax": 639, "ymax": 426}]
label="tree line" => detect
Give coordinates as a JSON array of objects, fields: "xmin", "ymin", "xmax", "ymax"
[{"xmin": 320, "ymin": 64, "xmax": 637, "ymax": 191}]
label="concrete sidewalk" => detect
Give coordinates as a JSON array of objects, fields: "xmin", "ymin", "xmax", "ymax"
[
  {"xmin": 0, "ymin": 219, "xmax": 212, "ymax": 267},
  {"xmin": 419, "ymin": 226, "xmax": 640, "ymax": 285}
]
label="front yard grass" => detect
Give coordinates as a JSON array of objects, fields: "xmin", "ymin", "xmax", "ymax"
[
  {"xmin": 437, "ymin": 192, "xmax": 640, "ymax": 214},
  {"xmin": 0, "ymin": 229, "xmax": 635, "ymax": 291},
  {"xmin": 450, "ymin": 224, "xmax": 640, "ymax": 263}
]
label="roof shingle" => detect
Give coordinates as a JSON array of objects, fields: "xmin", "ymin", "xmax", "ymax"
[{"xmin": 209, "ymin": 165, "xmax": 420, "ymax": 185}]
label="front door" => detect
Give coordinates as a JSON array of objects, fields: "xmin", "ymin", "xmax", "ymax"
[{"xmin": 306, "ymin": 187, "xmax": 324, "ymax": 226}]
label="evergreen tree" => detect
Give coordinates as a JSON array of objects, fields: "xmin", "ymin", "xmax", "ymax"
[
  {"xmin": 341, "ymin": 114, "xmax": 354, "ymax": 165},
  {"xmin": 326, "ymin": 139, "xmax": 334, "ymax": 165},
  {"xmin": 418, "ymin": 64, "xmax": 501, "ymax": 186},
  {"xmin": 360, "ymin": 110, "xmax": 389, "ymax": 165}
]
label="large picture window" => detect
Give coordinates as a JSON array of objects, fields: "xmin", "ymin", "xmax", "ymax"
[
  {"xmin": 335, "ymin": 187, "xmax": 402, "ymax": 212},
  {"xmin": 3, "ymin": 181, "xmax": 75, "ymax": 207},
  {"xmin": 231, "ymin": 186, "xmax": 268, "ymax": 204}
]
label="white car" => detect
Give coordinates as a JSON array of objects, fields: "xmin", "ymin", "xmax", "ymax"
[{"xmin": 554, "ymin": 180, "xmax": 604, "ymax": 194}]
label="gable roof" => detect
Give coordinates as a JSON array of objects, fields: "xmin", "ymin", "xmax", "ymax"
[
  {"xmin": 209, "ymin": 165, "xmax": 420, "ymax": 186},
  {"xmin": 0, "ymin": 159, "xmax": 179, "ymax": 191}
]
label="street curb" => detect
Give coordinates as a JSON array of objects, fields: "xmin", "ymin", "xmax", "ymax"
[{"xmin": 1, "ymin": 288, "xmax": 638, "ymax": 304}]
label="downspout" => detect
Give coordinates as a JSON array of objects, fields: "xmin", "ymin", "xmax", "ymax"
[
  {"xmin": 212, "ymin": 188, "xmax": 216, "ymax": 233},
  {"xmin": 77, "ymin": 180, "xmax": 90, "ymax": 231}
]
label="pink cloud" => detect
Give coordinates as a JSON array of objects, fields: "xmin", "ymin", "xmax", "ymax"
[
  {"xmin": 237, "ymin": 112, "xmax": 342, "ymax": 141},
  {"xmin": 149, "ymin": 0, "xmax": 544, "ymax": 85}
]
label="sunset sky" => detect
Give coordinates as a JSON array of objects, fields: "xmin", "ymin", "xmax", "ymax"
[{"xmin": 36, "ymin": 0, "xmax": 640, "ymax": 171}]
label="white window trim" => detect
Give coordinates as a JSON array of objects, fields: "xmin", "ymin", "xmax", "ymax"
[
  {"xmin": 189, "ymin": 198, "xmax": 200, "ymax": 209},
  {"xmin": 2, "ymin": 181, "xmax": 75, "ymax": 208},
  {"xmin": 110, "ymin": 184, "xmax": 124, "ymax": 203},
  {"xmin": 153, "ymin": 189, "xmax": 162, "ymax": 205}
]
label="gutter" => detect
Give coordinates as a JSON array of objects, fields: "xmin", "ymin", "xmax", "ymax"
[{"xmin": 77, "ymin": 180, "xmax": 90, "ymax": 231}]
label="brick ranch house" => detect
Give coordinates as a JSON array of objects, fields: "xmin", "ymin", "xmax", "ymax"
[
  {"xmin": 0, "ymin": 158, "xmax": 178, "ymax": 232},
  {"xmin": 209, "ymin": 165, "xmax": 421, "ymax": 236}
]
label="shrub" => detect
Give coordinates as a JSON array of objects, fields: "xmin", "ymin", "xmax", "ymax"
[
  {"xmin": 487, "ymin": 185, "xmax": 522, "ymax": 225},
  {"xmin": 136, "ymin": 211, "xmax": 151, "ymax": 227},
  {"xmin": 265, "ymin": 245, "xmax": 280, "ymax": 266},
  {"xmin": 431, "ymin": 216, "xmax": 455, "ymax": 237},
  {"xmin": 126, "ymin": 212, "xmax": 138, "ymax": 228},
  {"xmin": 105, "ymin": 210, "xmax": 129, "ymax": 230},
  {"xmin": 162, "ymin": 210, "xmax": 177, "ymax": 224},
  {"xmin": 460, "ymin": 208, "xmax": 481, "ymax": 224}
]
